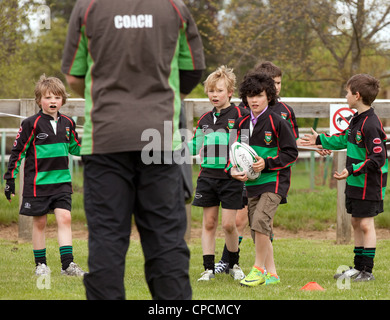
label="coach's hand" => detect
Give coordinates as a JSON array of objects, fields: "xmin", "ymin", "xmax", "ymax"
[{"xmin": 4, "ymin": 179, "xmax": 15, "ymax": 202}]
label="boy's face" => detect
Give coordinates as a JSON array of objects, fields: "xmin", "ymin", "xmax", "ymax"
[
  {"xmin": 207, "ymin": 78, "xmax": 232, "ymax": 110},
  {"xmin": 345, "ymin": 87, "xmax": 359, "ymax": 108},
  {"xmin": 273, "ymin": 76, "xmax": 282, "ymax": 96},
  {"xmin": 247, "ymin": 90, "xmax": 269, "ymax": 116},
  {"xmin": 39, "ymin": 90, "xmax": 63, "ymax": 117}
]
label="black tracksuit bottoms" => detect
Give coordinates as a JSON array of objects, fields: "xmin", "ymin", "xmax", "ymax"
[{"xmin": 82, "ymin": 151, "xmax": 191, "ymax": 300}]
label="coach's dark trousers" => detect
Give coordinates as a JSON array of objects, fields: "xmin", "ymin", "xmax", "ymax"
[{"xmin": 82, "ymin": 151, "xmax": 192, "ymax": 300}]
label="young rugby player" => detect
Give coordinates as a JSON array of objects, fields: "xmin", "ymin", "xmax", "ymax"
[
  {"xmin": 189, "ymin": 66, "xmax": 249, "ymax": 281},
  {"xmin": 216, "ymin": 61, "xmax": 300, "ymax": 276},
  {"xmin": 230, "ymin": 72, "xmax": 298, "ymax": 287},
  {"xmin": 302, "ymin": 74, "xmax": 387, "ymax": 281},
  {"xmin": 4, "ymin": 75, "xmax": 84, "ymax": 276}
]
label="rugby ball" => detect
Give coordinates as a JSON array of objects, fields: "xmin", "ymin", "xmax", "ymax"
[{"xmin": 230, "ymin": 142, "xmax": 260, "ymax": 180}]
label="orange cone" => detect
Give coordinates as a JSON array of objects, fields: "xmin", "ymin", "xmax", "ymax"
[{"xmin": 300, "ymin": 281, "xmax": 325, "ymax": 291}]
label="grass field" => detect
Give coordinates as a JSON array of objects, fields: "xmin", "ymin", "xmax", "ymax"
[
  {"xmin": 1, "ymin": 159, "xmax": 390, "ymax": 300},
  {"xmin": 1, "ymin": 237, "xmax": 390, "ymax": 300}
]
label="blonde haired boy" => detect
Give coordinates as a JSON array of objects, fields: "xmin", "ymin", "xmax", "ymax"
[
  {"xmin": 203, "ymin": 65, "xmax": 236, "ymax": 95},
  {"xmin": 189, "ymin": 66, "xmax": 249, "ymax": 281}
]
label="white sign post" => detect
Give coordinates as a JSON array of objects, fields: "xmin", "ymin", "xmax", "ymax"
[{"xmin": 329, "ymin": 104, "xmax": 354, "ymax": 244}]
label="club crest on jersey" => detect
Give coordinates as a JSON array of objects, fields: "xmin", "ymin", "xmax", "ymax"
[
  {"xmin": 227, "ymin": 119, "xmax": 235, "ymax": 130},
  {"xmin": 355, "ymin": 131, "xmax": 362, "ymax": 144},
  {"xmin": 264, "ymin": 131, "xmax": 272, "ymax": 145},
  {"xmin": 65, "ymin": 127, "xmax": 70, "ymax": 140},
  {"xmin": 280, "ymin": 112, "xmax": 288, "ymax": 120}
]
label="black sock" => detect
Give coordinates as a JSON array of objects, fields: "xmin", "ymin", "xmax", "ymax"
[
  {"xmin": 59, "ymin": 246, "xmax": 73, "ymax": 270},
  {"xmin": 221, "ymin": 236, "xmax": 243, "ymax": 262},
  {"xmin": 33, "ymin": 248, "xmax": 47, "ymax": 266},
  {"xmin": 362, "ymin": 248, "xmax": 376, "ymax": 273},
  {"xmin": 203, "ymin": 255, "xmax": 215, "ymax": 273},
  {"xmin": 353, "ymin": 246, "xmax": 364, "ymax": 271},
  {"xmin": 221, "ymin": 244, "xmax": 229, "ymax": 262},
  {"xmin": 228, "ymin": 250, "xmax": 239, "ymax": 269}
]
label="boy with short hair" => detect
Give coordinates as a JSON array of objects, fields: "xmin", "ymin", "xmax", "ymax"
[
  {"xmin": 230, "ymin": 73, "xmax": 298, "ymax": 287},
  {"xmin": 4, "ymin": 74, "xmax": 84, "ymax": 276},
  {"xmin": 189, "ymin": 66, "xmax": 248, "ymax": 281},
  {"xmin": 302, "ymin": 74, "xmax": 387, "ymax": 281}
]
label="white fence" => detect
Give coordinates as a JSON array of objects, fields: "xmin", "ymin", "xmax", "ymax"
[{"xmin": 1, "ymin": 98, "xmax": 390, "ymax": 243}]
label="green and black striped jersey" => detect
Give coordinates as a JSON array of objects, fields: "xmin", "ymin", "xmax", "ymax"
[
  {"xmin": 189, "ymin": 103, "xmax": 249, "ymax": 179},
  {"xmin": 317, "ymin": 108, "xmax": 388, "ymax": 201},
  {"xmin": 4, "ymin": 111, "xmax": 81, "ymax": 197},
  {"xmin": 228, "ymin": 108, "xmax": 298, "ymax": 199}
]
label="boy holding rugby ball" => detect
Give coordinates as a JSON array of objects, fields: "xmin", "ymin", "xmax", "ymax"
[{"xmin": 230, "ymin": 72, "xmax": 298, "ymax": 287}]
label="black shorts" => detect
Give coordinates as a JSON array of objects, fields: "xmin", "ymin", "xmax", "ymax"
[
  {"xmin": 345, "ymin": 196, "xmax": 383, "ymax": 218},
  {"xmin": 192, "ymin": 176, "xmax": 244, "ymax": 209},
  {"xmin": 20, "ymin": 193, "xmax": 72, "ymax": 216},
  {"xmin": 242, "ymin": 184, "xmax": 248, "ymax": 207}
]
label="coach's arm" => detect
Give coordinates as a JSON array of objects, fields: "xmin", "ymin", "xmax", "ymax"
[{"xmin": 65, "ymin": 75, "xmax": 85, "ymax": 99}]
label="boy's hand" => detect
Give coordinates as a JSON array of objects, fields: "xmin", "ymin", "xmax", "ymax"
[
  {"xmin": 316, "ymin": 149, "xmax": 332, "ymax": 156},
  {"xmin": 301, "ymin": 128, "xmax": 319, "ymax": 146},
  {"xmin": 299, "ymin": 128, "xmax": 332, "ymax": 156},
  {"xmin": 252, "ymin": 156, "xmax": 265, "ymax": 172},
  {"xmin": 230, "ymin": 166, "xmax": 248, "ymax": 182},
  {"xmin": 334, "ymin": 168, "xmax": 349, "ymax": 180},
  {"xmin": 4, "ymin": 179, "xmax": 15, "ymax": 202}
]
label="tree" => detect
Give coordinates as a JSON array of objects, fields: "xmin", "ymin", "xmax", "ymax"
[
  {"xmin": 220, "ymin": 0, "xmax": 320, "ymax": 84},
  {"xmin": 303, "ymin": 0, "xmax": 390, "ymax": 94},
  {"xmin": 45, "ymin": 0, "xmax": 76, "ymax": 21},
  {"xmin": 25, "ymin": 17, "xmax": 70, "ymax": 83},
  {"xmin": 0, "ymin": 1, "xmax": 73, "ymax": 98},
  {"xmin": 0, "ymin": 0, "xmax": 33, "ymax": 98},
  {"xmin": 214, "ymin": 0, "xmax": 390, "ymax": 97},
  {"xmin": 1, "ymin": 0, "xmax": 389, "ymax": 100},
  {"xmin": 184, "ymin": 0, "xmax": 226, "ymax": 76}
]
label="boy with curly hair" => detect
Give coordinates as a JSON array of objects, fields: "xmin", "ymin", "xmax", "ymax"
[{"xmin": 230, "ymin": 72, "xmax": 298, "ymax": 286}]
